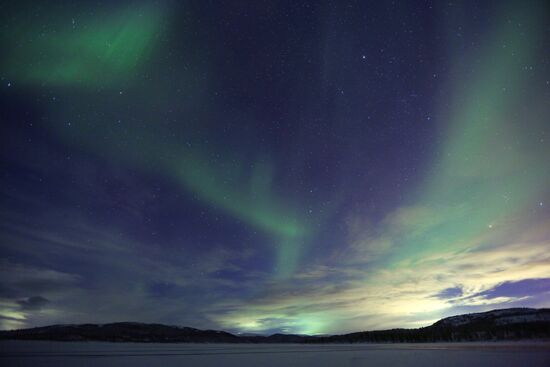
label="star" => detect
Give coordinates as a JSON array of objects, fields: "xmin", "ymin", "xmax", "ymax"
[{"xmin": 1, "ymin": 0, "xmax": 549, "ymax": 336}]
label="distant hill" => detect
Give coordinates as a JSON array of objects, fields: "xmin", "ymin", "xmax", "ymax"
[
  {"xmin": 310, "ymin": 308, "xmax": 550, "ymax": 343},
  {"xmin": 1, "ymin": 308, "xmax": 548, "ymax": 343},
  {"xmin": 0, "ymin": 323, "xmax": 242, "ymax": 343}
]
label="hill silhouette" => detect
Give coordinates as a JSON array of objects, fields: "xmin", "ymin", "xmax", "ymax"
[{"xmin": 1, "ymin": 308, "xmax": 548, "ymax": 343}]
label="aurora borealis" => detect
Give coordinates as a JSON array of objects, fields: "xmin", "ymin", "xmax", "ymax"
[{"xmin": 1, "ymin": 0, "xmax": 549, "ymax": 335}]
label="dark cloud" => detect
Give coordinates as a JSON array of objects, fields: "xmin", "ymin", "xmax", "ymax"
[
  {"xmin": 0, "ymin": 285, "xmax": 17, "ymax": 298},
  {"xmin": 17, "ymin": 296, "xmax": 50, "ymax": 310},
  {"xmin": 476, "ymin": 278, "xmax": 550, "ymax": 299},
  {"xmin": 147, "ymin": 282, "xmax": 184, "ymax": 299},
  {"xmin": 433, "ymin": 287, "xmax": 463, "ymax": 299},
  {"xmin": 0, "ymin": 261, "xmax": 80, "ymax": 298}
]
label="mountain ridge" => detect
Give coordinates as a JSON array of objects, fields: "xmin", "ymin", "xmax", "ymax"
[{"xmin": 1, "ymin": 308, "xmax": 549, "ymax": 343}]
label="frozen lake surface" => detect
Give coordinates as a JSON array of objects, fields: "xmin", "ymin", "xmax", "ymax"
[{"xmin": 1, "ymin": 341, "xmax": 549, "ymax": 366}]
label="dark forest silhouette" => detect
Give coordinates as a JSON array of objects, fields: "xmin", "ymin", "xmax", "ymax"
[{"xmin": 1, "ymin": 308, "xmax": 549, "ymax": 343}]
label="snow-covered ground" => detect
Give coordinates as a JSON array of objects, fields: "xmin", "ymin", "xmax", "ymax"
[
  {"xmin": 1, "ymin": 341, "xmax": 549, "ymax": 366},
  {"xmin": 437, "ymin": 308, "xmax": 550, "ymax": 327}
]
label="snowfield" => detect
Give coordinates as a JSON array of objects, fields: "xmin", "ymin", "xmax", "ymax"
[
  {"xmin": 436, "ymin": 308, "xmax": 550, "ymax": 327},
  {"xmin": 1, "ymin": 341, "xmax": 549, "ymax": 366}
]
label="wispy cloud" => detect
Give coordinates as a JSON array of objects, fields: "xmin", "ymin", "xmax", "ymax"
[{"xmin": 212, "ymin": 219, "xmax": 550, "ymax": 334}]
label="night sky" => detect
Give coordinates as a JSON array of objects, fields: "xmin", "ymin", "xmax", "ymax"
[{"xmin": 1, "ymin": 0, "xmax": 549, "ymax": 335}]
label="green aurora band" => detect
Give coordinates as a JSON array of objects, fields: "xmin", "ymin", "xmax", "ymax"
[
  {"xmin": 1, "ymin": 3, "xmax": 164, "ymax": 87},
  {"xmin": 215, "ymin": 2, "xmax": 550, "ymax": 334},
  {"xmin": 1, "ymin": 2, "xmax": 314, "ymax": 277},
  {"xmin": 374, "ymin": 4, "xmax": 549, "ymax": 268},
  {"xmin": 2, "ymin": 1, "xmax": 548, "ymax": 335},
  {"xmin": 49, "ymin": 117, "xmax": 312, "ymax": 277}
]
